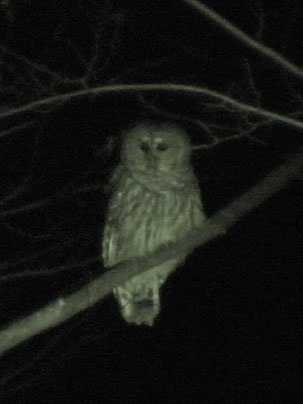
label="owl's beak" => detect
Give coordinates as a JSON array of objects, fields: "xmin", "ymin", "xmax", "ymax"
[
  {"xmin": 141, "ymin": 141, "xmax": 158, "ymax": 169},
  {"xmin": 147, "ymin": 150, "xmax": 158, "ymax": 170}
]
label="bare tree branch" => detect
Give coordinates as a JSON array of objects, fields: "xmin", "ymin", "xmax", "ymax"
[
  {"xmin": 0, "ymin": 239, "xmax": 77, "ymax": 273},
  {"xmin": 0, "ymin": 45, "xmax": 62, "ymax": 81},
  {"xmin": 251, "ymin": 0, "xmax": 265, "ymax": 40},
  {"xmin": 1, "ymin": 148, "xmax": 302, "ymax": 356},
  {"xmin": 0, "ymin": 121, "xmax": 36, "ymax": 139},
  {"xmin": 0, "ymin": 179, "xmax": 103, "ymax": 218},
  {"xmin": 0, "ymin": 83, "xmax": 303, "ymax": 130},
  {"xmin": 0, "ymin": 256, "xmax": 97, "ymax": 283},
  {"xmin": 182, "ymin": 0, "xmax": 303, "ymax": 80}
]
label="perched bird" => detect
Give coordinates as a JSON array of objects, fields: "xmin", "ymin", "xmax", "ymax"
[{"xmin": 102, "ymin": 120, "xmax": 206, "ymax": 326}]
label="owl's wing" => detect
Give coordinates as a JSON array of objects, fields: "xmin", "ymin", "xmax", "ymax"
[
  {"xmin": 189, "ymin": 180, "xmax": 207, "ymax": 228},
  {"xmin": 102, "ymin": 189, "xmax": 125, "ymax": 268},
  {"xmin": 102, "ymin": 167, "xmax": 124, "ymax": 268},
  {"xmin": 102, "ymin": 220, "xmax": 117, "ymax": 268}
]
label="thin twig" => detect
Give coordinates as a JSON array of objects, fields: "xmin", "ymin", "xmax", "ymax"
[
  {"xmin": 0, "ymin": 257, "xmax": 97, "ymax": 283},
  {"xmin": 0, "ymin": 121, "xmax": 35, "ymax": 139},
  {"xmin": 0, "ymin": 239, "xmax": 76, "ymax": 272},
  {"xmin": 0, "ymin": 45, "xmax": 62, "ymax": 81}
]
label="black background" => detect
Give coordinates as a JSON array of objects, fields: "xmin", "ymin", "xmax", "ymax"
[{"xmin": 0, "ymin": 0, "xmax": 303, "ymax": 402}]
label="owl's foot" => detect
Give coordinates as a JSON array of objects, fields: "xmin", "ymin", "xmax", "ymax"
[
  {"xmin": 118, "ymin": 298, "xmax": 160, "ymax": 326},
  {"xmin": 114, "ymin": 285, "xmax": 161, "ymax": 326}
]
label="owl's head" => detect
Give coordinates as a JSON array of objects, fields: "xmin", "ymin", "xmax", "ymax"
[{"xmin": 121, "ymin": 121, "xmax": 192, "ymax": 174}]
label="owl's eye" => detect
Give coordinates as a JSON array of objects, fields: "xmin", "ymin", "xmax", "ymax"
[
  {"xmin": 156, "ymin": 143, "xmax": 168, "ymax": 151},
  {"xmin": 140, "ymin": 142, "xmax": 150, "ymax": 153}
]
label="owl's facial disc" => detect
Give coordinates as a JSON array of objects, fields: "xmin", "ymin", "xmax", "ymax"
[
  {"xmin": 139, "ymin": 137, "xmax": 170, "ymax": 170},
  {"xmin": 121, "ymin": 122, "xmax": 191, "ymax": 174}
]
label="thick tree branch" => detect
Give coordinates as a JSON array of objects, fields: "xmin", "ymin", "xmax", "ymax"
[{"xmin": 1, "ymin": 148, "xmax": 303, "ymax": 356}]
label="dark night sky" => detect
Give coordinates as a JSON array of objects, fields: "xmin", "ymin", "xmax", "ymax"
[{"xmin": 0, "ymin": 0, "xmax": 303, "ymax": 402}]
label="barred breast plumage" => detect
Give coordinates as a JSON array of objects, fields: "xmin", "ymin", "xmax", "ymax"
[{"xmin": 102, "ymin": 121, "xmax": 206, "ymax": 326}]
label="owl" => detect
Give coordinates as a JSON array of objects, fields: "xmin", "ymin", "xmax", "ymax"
[{"xmin": 102, "ymin": 120, "xmax": 206, "ymax": 326}]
